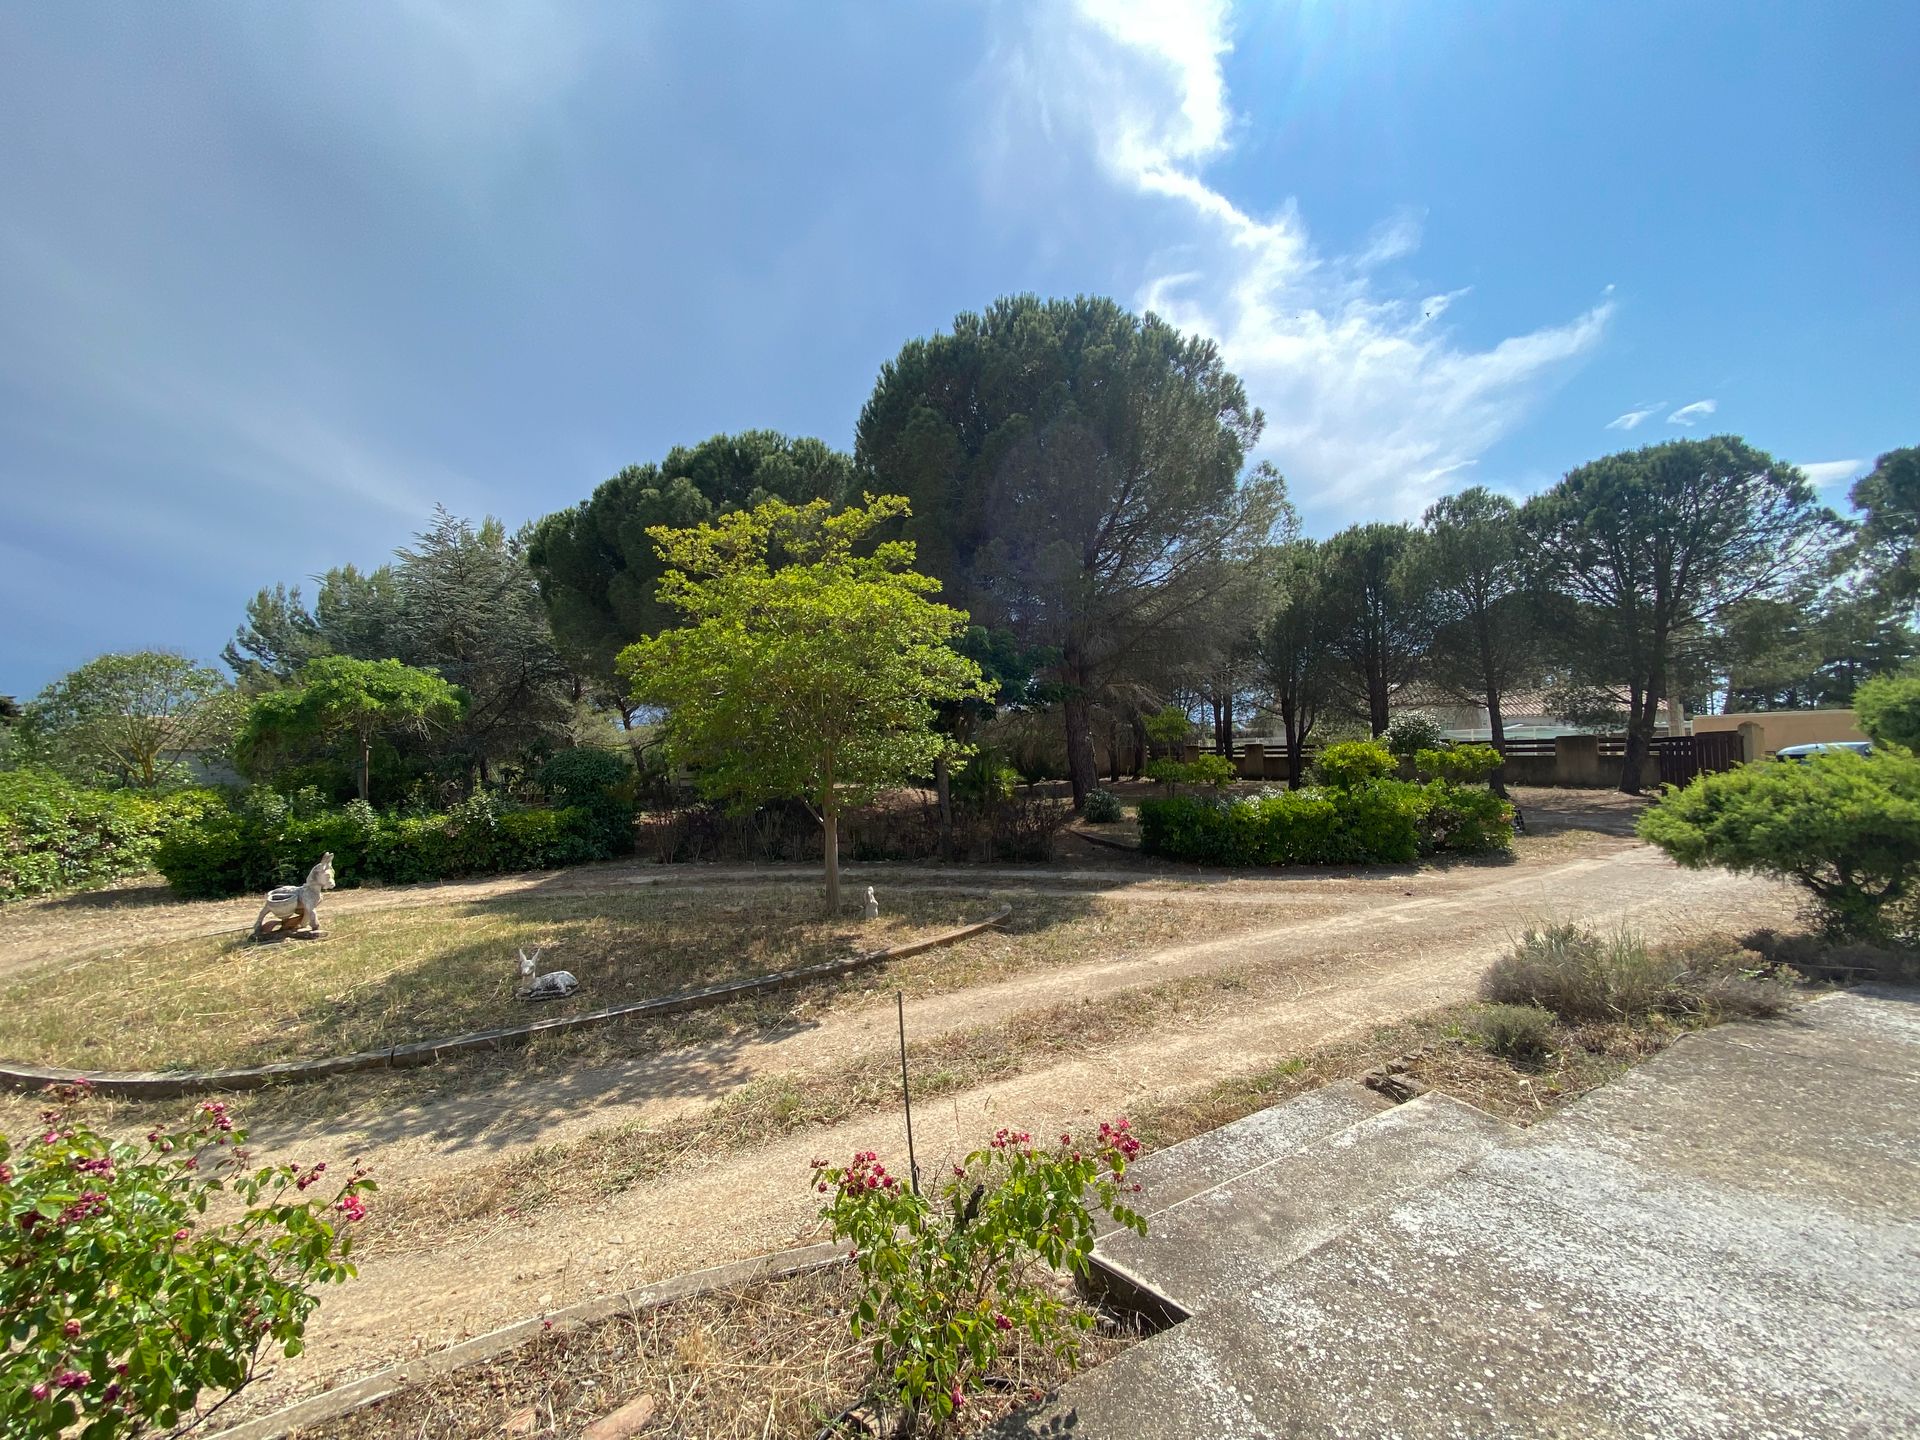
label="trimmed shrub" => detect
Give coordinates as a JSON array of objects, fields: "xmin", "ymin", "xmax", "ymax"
[
  {"xmin": 1472, "ymin": 1003, "xmax": 1555, "ymax": 1061},
  {"xmin": 153, "ymin": 791, "xmax": 636, "ymax": 899},
  {"xmin": 1638, "ymin": 748, "xmax": 1920, "ymax": 941},
  {"xmin": 1384, "ymin": 713, "xmax": 1447, "ymax": 758},
  {"xmin": 1314, "ymin": 740, "xmax": 1395, "ymax": 788},
  {"xmin": 1414, "ymin": 744, "xmax": 1503, "ymax": 784},
  {"xmin": 1410, "ymin": 781, "xmax": 1515, "ymax": 855},
  {"xmin": 0, "ymin": 769, "xmax": 222, "ymax": 902},
  {"xmin": 1138, "ymin": 777, "xmax": 1513, "ymax": 869},
  {"xmin": 1143, "ymin": 754, "xmax": 1236, "ymax": 793},
  {"xmin": 1083, "ymin": 788, "xmax": 1123, "ymax": 824}
]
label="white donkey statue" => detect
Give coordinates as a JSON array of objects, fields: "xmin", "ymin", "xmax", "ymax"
[{"xmin": 251, "ymin": 852, "xmax": 335, "ymax": 941}]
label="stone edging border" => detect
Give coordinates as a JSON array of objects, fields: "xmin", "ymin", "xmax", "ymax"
[
  {"xmin": 202, "ymin": 1241, "xmax": 850, "ymax": 1440},
  {"xmin": 0, "ymin": 907, "xmax": 1011, "ymax": 1100}
]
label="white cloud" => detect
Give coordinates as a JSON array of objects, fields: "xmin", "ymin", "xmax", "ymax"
[
  {"xmin": 989, "ymin": 0, "xmax": 1612, "ymax": 523},
  {"xmin": 1797, "ymin": 459, "xmax": 1866, "ymax": 489},
  {"xmin": 1606, "ymin": 401, "xmax": 1665, "ymax": 431},
  {"xmin": 1666, "ymin": 399, "xmax": 1717, "ymax": 426}
]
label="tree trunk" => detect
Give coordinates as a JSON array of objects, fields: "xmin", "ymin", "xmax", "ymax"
[
  {"xmin": 1620, "ymin": 681, "xmax": 1651, "ymax": 795},
  {"xmin": 358, "ymin": 731, "xmax": 372, "ymax": 804},
  {"xmin": 1128, "ymin": 712, "xmax": 1147, "ymax": 779},
  {"xmin": 934, "ymin": 753, "xmax": 953, "ymax": 860},
  {"xmin": 1368, "ymin": 664, "xmax": 1391, "ymax": 737},
  {"xmin": 1485, "ymin": 688, "xmax": 1509, "ymax": 799},
  {"xmin": 822, "ymin": 805, "xmax": 841, "ymax": 914},
  {"xmin": 1281, "ymin": 697, "xmax": 1303, "ymax": 790},
  {"xmin": 1062, "ymin": 689, "xmax": 1098, "ymax": 811}
]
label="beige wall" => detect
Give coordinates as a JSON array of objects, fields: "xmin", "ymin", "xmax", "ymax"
[{"xmin": 1692, "ymin": 709, "xmax": 1865, "ymax": 751}]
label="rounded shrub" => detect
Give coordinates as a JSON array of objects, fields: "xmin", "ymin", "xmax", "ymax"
[
  {"xmin": 1314, "ymin": 740, "xmax": 1396, "ymax": 788},
  {"xmin": 1472, "ymin": 1003, "xmax": 1556, "ymax": 1062},
  {"xmin": 1384, "ymin": 713, "xmax": 1447, "ymax": 759},
  {"xmin": 1083, "ymin": 788, "xmax": 1123, "ymax": 823}
]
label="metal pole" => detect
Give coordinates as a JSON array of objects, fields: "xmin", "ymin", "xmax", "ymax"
[{"xmin": 897, "ymin": 990, "xmax": 919, "ymax": 1196}]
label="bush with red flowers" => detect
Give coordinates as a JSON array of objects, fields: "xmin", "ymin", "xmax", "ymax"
[
  {"xmin": 0, "ymin": 1084, "xmax": 373, "ymax": 1438},
  {"xmin": 813, "ymin": 1119, "xmax": 1146, "ymax": 1429}
]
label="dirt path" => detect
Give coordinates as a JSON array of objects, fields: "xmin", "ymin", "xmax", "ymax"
[{"xmin": 214, "ymin": 836, "xmax": 1796, "ymax": 1422}]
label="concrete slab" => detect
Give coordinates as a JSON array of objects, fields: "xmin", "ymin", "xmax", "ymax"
[
  {"xmin": 1005, "ymin": 992, "xmax": 1920, "ymax": 1439},
  {"xmin": 1120, "ymin": 1078, "xmax": 1392, "ymax": 1222}
]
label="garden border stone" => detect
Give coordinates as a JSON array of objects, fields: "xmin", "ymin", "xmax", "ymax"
[
  {"xmin": 200, "ymin": 1241, "xmax": 851, "ymax": 1440},
  {"xmin": 0, "ymin": 907, "xmax": 1010, "ymax": 1098}
]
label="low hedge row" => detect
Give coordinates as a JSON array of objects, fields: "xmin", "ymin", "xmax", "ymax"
[
  {"xmin": 154, "ymin": 793, "xmax": 636, "ymax": 899},
  {"xmin": 1137, "ymin": 780, "xmax": 1513, "ymax": 868},
  {"xmin": 0, "ymin": 768, "xmax": 224, "ymax": 902}
]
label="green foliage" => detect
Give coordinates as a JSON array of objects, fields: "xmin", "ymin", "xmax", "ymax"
[
  {"xmin": 1414, "ymin": 744, "xmax": 1502, "ymax": 783},
  {"xmin": 1315, "ymin": 739, "xmax": 1395, "ymax": 788},
  {"xmin": 528, "ymin": 431, "xmax": 854, "ymax": 697},
  {"xmin": 813, "ymin": 1119, "xmax": 1145, "ymax": 1423},
  {"xmin": 1, "ymin": 1087, "xmax": 371, "ymax": 1438},
  {"xmin": 1139, "ymin": 778, "xmax": 1513, "ymax": 868},
  {"xmin": 153, "ymin": 791, "xmax": 633, "ymax": 899},
  {"xmin": 1142, "ymin": 705, "xmax": 1194, "ymax": 750},
  {"xmin": 1409, "ymin": 779, "xmax": 1515, "ymax": 854},
  {"xmin": 1472, "ymin": 1003, "xmax": 1556, "ymax": 1062},
  {"xmin": 1382, "ymin": 713, "xmax": 1446, "ymax": 758},
  {"xmin": 1850, "ymin": 446, "xmax": 1920, "ymax": 608},
  {"xmin": 1321, "ymin": 523, "xmax": 1434, "ymax": 735},
  {"xmin": 1854, "ymin": 669, "xmax": 1920, "ymax": 752},
  {"xmin": 1143, "ymin": 754, "xmax": 1236, "ymax": 792},
  {"xmin": 1638, "ymin": 749, "xmax": 1920, "ymax": 940},
  {"xmin": 241, "ymin": 656, "xmax": 464, "ymax": 804},
  {"xmin": 1082, "ymin": 788, "xmax": 1123, "ymax": 824},
  {"xmin": 618, "ymin": 494, "xmax": 991, "ymax": 908},
  {"xmin": 951, "ymin": 751, "xmax": 1018, "ymax": 804},
  {"xmin": 533, "ymin": 746, "xmax": 633, "ymax": 808},
  {"xmin": 0, "ymin": 770, "xmax": 221, "ymax": 903},
  {"xmin": 1413, "ymin": 487, "xmax": 1545, "ymax": 741},
  {"xmin": 27, "ymin": 652, "xmax": 236, "ymax": 790}
]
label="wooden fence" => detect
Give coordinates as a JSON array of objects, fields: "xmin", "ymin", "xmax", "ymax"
[{"xmin": 1201, "ymin": 731, "xmax": 1748, "ymax": 788}]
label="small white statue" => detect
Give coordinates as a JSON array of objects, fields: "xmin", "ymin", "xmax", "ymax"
[
  {"xmin": 864, "ymin": 885, "xmax": 879, "ymax": 921},
  {"xmin": 516, "ymin": 945, "xmax": 578, "ymax": 1001},
  {"xmin": 251, "ymin": 853, "xmax": 335, "ymax": 941}
]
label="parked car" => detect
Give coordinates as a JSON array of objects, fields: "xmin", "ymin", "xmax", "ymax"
[{"xmin": 1775, "ymin": 741, "xmax": 1873, "ymax": 761}]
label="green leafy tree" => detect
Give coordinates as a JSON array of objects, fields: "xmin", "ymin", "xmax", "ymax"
[
  {"xmin": 618, "ymin": 495, "xmax": 992, "ymax": 911},
  {"xmin": 392, "ymin": 509, "xmax": 575, "ymax": 781},
  {"xmin": 1321, "ymin": 523, "xmax": 1434, "ymax": 737},
  {"xmin": 1524, "ymin": 437, "xmax": 1843, "ymax": 792},
  {"xmin": 27, "ymin": 653, "xmax": 236, "ymax": 790},
  {"xmin": 1411, "ymin": 488, "xmax": 1546, "ymax": 787},
  {"xmin": 223, "ymin": 567, "xmax": 405, "ymax": 687},
  {"xmin": 528, "ymin": 432, "xmax": 854, "ymax": 722},
  {"xmin": 240, "ymin": 657, "xmax": 464, "ymax": 804},
  {"xmin": 855, "ymin": 294, "xmax": 1287, "ymax": 808},
  {"xmin": 1258, "ymin": 540, "xmax": 1333, "ymax": 788},
  {"xmin": 1851, "ymin": 446, "xmax": 1920, "ymax": 609},
  {"xmin": 1855, "ymin": 669, "xmax": 1920, "ymax": 753}
]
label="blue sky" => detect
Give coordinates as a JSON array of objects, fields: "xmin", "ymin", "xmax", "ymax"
[{"xmin": 2, "ymin": 1, "xmax": 1915, "ymax": 696}]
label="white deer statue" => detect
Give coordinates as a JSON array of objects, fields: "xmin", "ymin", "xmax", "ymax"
[
  {"xmin": 516, "ymin": 945, "xmax": 579, "ymax": 1001},
  {"xmin": 250, "ymin": 853, "xmax": 335, "ymax": 941}
]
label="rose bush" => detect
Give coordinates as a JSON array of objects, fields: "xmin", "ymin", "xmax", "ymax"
[
  {"xmin": 1, "ymin": 1085, "xmax": 373, "ymax": 1438},
  {"xmin": 813, "ymin": 1120, "xmax": 1146, "ymax": 1428}
]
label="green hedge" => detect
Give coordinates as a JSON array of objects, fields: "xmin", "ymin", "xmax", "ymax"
[
  {"xmin": 154, "ymin": 792, "xmax": 636, "ymax": 899},
  {"xmin": 0, "ymin": 769, "xmax": 223, "ymax": 903},
  {"xmin": 1138, "ymin": 780, "xmax": 1512, "ymax": 868}
]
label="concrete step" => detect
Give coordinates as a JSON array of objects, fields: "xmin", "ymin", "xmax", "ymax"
[
  {"xmin": 1093, "ymin": 1092, "xmax": 1520, "ymax": 1318},
  {"xmin": 1119, "ymin": 1078, "xmax": 1392, "ymax": 1224}
]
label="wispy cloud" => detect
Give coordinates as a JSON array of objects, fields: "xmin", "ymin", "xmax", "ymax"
[
  {"xmin": 1667, "ymin": 398, "xmax": 1717, "ymax": 426},
  {"xmin": 1797, "ymin": 458, "xmax": 1866, "ymax": 488},
  {"xmin": 1606, "ymin": 401, "xmax": 1665, "ymax": 431},
  {"xmin": 988, "ymin": 0, "xmax": 1612, "ymax": 523}
]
